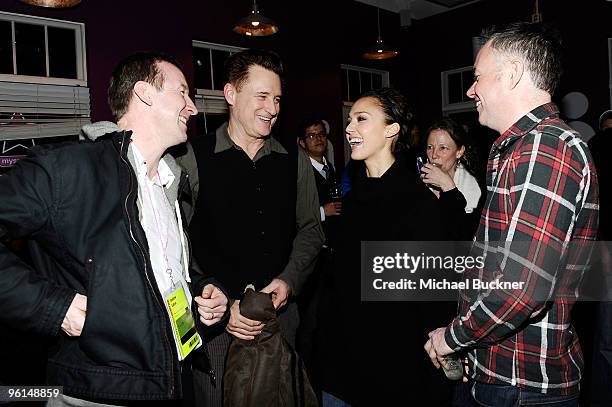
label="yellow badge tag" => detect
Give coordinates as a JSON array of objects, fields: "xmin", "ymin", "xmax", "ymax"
[{"xmin": 165, "ymin": 286, "xmax": 200, "ymax": 360}]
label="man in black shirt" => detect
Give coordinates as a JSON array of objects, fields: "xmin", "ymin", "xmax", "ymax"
[{"xmin": 186, "ymin": 49, "xmax": 324, "ymax": 407}]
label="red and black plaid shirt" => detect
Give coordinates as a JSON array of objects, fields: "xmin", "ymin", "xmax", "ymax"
[{"xmin": 445, "ymin": 103, "xmax": 599, "ymax": 395}]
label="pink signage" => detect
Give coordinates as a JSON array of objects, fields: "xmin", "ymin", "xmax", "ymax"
[{"xmin": 0, "ymin": 155, "xmax": 25, "ymax": 168}]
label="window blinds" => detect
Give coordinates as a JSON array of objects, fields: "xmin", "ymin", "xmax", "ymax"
[
  {"xmin": 195, "ymin": 94, "xmax": 227, "ymax": 115},
  {"xmin": 0, "ymin": 81, "xmax": 90, "ymax": 141}
]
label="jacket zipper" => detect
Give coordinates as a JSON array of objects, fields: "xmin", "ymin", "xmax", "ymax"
[{"xmin": 118, "ymin": 133, "xmax": 177, "ymax": 398}]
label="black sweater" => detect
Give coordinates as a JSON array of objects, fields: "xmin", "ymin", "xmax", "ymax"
[
  {"xmin": 314, "ymin": 156, "xmax": 454, "ymax": 406},
  {"xmin": 189, "ymin": 132, "xmax": 296, "ymax": 299}
]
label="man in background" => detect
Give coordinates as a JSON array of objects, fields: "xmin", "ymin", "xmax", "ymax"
[{"xmin": 296, "ymin": 118, "xmax": 341, "ymax": 376}]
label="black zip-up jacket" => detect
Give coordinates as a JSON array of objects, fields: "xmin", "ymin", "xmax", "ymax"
[{"xmin": 0, "ymin": 131, "xmax": 219, "ymax": 401}]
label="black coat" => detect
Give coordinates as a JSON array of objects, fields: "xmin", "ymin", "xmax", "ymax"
[
  {"xmin": 314, "ymin": 156, "xmax": 454, "ymax": 406},
  {"xmin": 0, "ymin": 132, "xmax": 217, "ymax": 401}
]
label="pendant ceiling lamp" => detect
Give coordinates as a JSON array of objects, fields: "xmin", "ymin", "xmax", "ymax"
[
  {"xmin": 362, "ymin": 6, "xmax": 398, "ymax": 60},
  {"xmin": 233, "ymin": 0, "xmax": 279, "ymax": 37},
  {"xmin": 531, "ymin": 0, "xmax": 542, "ymax": 22},
  {"xmin": 19, "ymin": 0, "xmax": 80, "ymax": 7}
]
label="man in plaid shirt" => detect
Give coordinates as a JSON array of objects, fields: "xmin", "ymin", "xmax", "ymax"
[{"xmin": 424, "ymin": 22, "xmax": 598, "ymax": 406}]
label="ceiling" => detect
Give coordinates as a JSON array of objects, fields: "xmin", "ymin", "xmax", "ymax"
[{"xmin": 354, "ymin": 0, "xmax": 482, "ymax": 21}]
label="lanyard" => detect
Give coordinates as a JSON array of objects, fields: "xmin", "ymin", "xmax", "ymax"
[{"xmin": 144, "ymin": 171, "xmax": 176, "ymax": 288}]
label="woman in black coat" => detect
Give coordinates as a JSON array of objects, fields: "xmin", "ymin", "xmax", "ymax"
[{"xmin": 314, "ymin": 88, "xmax": 454, "ymax": 406}]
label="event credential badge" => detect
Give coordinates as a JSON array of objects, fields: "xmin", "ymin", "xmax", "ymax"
[{"xmin": 165, "ymin": 286, "xmax": 200, "ymax": 360}]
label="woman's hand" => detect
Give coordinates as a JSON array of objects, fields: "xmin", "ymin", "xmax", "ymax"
[{"xmin": 421, "ymin": 163, "xmax": 456, "ymax": 192}]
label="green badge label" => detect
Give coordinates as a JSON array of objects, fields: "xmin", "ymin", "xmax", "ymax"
[{"xmin": 166, "ymin": 286, "xmax": 200, "ymax": 359}]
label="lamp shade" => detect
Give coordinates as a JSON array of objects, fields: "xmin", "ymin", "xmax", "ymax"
[
  {"xmin": 362, "ymin": 7, "xmax": 398, "ymax": 60},
  {"xmin": 362, "ymin": 38, "xmax": 399, "ymax": 60},
  {"xmin": 19, "ymin": 0, "xmax": 80, "ymax": 7},
  {"xmin": 233, "ymin": 3, "xmax": 279, "ymax": 37}
]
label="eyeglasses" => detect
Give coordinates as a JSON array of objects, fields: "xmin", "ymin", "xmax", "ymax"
[{"xmin": 303, "ymin": 132, "xmax": 327, "ymax": 140}]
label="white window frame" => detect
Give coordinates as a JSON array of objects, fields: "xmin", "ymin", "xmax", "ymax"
[
  {"xmin": 441, "ymin": 66, "xmax": 475, "ymax": 116},
  {"xmin": 191, "ymin": 41, "xmax": 245, "ymax": 133},
  {"xmin": 340, "ymin": 64, "xmax": 390, "ymax": 103},
  {"xmin": 0, "ymin": 11, "xmax": 87, "ymax": 86},
  {"xmin": 192, "ymin": 40, "xmax": 244, "ymax": 96},
  {"xmin": 340, "ymin": 65, "xmax": 390, "ymax": 164}
]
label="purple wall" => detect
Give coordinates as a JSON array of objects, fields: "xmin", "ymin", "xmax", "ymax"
[
  {"xmin": 2, "ymin": 0, "xmax": 611, "ymax": 169},
  {"xmin": 393, "ymin": 0, "xmax": 612, "ymax": 133},
  {"xmin": 0, "ymin": 0, "xmax": 403, "ymax": 170}
]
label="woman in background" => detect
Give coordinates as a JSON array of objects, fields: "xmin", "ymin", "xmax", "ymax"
[{"xmin": 420, "ymin": 118, "xmax": 482, "ymax": 241}]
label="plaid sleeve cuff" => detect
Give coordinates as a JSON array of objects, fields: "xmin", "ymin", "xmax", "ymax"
[{"xmin": 445, "ymin": 318, "xmax": 475, "ymax": 351}]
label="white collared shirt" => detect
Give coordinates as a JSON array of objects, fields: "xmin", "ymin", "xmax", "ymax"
[
  {"xmin": 309, "ymin": 156, "xmax": 329, "ymax": 179},
  {"xmin": 132, "ymin": 145, "xmax": 195, "ymax": 360}
]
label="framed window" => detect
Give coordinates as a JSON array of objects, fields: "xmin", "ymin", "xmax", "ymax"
[
  {"xmin": 192, "ymin": 41, "xmax": 244, "ymax": 134},
  {"xmin": 0, "ymin": 12, "xmax": 89, "ymax": 168},
  {"xmin": 441, "ymin": 66, "xmax": 475, "ymax": 115},
  {"xmin": 0, "ymin": 11, "xmax": 87, "ymax": 85},
  {"xmin": 340, "ymin": 64, "xmax": 389, "ymax": 103},
  {"xmin": 339, "ymin": 65, "xmax": 389, "ymax": 164}
]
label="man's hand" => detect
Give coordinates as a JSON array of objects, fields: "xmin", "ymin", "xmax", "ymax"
[
  {"xmin": 261, "ymin": 278, "xmax": 291, "ymax": 309},
  {"xmin": 195, "ymin": 284, "xmax": 228, "ymax": 326},
  {"xmin": 61, "ymin": 293, "xmax": 87, "ymax": 336},
  {"xmin": 425, "ymin": 328, "xmax": 471, "ymax": 382},
  {"xmin": 424, "ymin": 327, "xmax": 454, "ymax": 369},
  {"xmin": 323, "ymin": 202, "xmax": 342, "ymax": 217},
  {"xmin": 225, "ymin": 300, "xmax": 264, "ymax": 340}
]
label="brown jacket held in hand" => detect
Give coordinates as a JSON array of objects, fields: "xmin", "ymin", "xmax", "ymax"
[{"xmin": 224, "ymin": 288, "xmax": 318, "ymax": 407}]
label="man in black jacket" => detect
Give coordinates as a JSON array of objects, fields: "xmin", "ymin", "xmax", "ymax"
[{"xmin": 0, "ymin": 52, "xmax": 227, "ymax": 405}]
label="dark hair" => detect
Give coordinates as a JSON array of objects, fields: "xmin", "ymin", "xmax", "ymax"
[
  {"xmin": 224, "ymin": 49, "xmax": 284, "ymax": 91},
  {"xmin": 108, "ymin": 51, "xmax": 183, "ymax": 120},
  {"xmin": 358, "ymin": 87, "xmax": 413, "ymax": 155},
  {"xmin": 482, "ymin": 22, "xmax": 562, "ymax": 95},
  {"xmin": 298, "ymin": 118, "xmax": 325, "ymax": 139},
  {"xmin": 599, "ymin": 109, "xmax": 612, "ymax": 130},
  {"xmin": 427, "ymin": 118, "xmax": 478, "ymax": 176}
]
